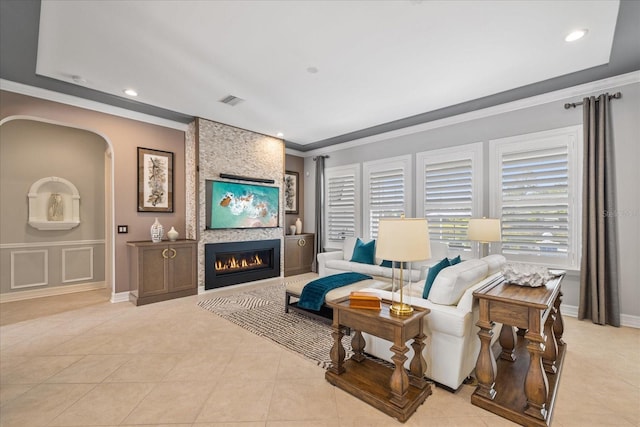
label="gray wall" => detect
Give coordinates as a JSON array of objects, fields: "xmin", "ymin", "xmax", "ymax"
[
  {"xmin": 0, "ymin": 119, "xmax": 107, "ymax": 294},
  {"xmin": 304, "ymin": 79, "xmax": 640, "ymax": 320}
]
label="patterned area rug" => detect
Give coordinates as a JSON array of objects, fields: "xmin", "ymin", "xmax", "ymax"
[{"xmin": 197, "ymin": 283, "xmax": 353, "ymax": 369}]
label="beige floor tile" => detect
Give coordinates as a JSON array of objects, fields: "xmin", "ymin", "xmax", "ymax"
[
  {"xmin": 1, "ymin": 333, "xmax": 75, "ymax": 357},
  {"xmin": 162, "ymin": 351, "xmax": 234, "ymax": 382},
  {"xmin": 267, "ymin": 378, "xmax": 338, "ymax": 421},
  {"xmin": 0, "ymin": 383, "xmax": 94, "ymax": 427},
  {"xmin": 49, "ymin": 382, "xmax": 155, "ymax": 426},
  {"xmin": 0, "ymin": 383, "xmax": 33, "ymax": 406},
  {"xmin": 196, "ymin": 380, "xmax": 275, "ymax": 422},
  {"xmin": 104, "ymin": 353, "xmax": 185, "ymax": 382},
  {"xmin": 275, "ymin": 350, "xmax": 325, "ymax": 380},
  {"xmin": 1, "ymin": 355, "xmax": 83, "ymax": 384},
  {"xmin": 45, "ymin": 333, "xmax": 117, "ymax": 355},
  {"xmin": 45, "ymin": 354, "xmax": 131, "ymax": 383},
  {"xmin": 123, "ymin": 381, "xmax": 216, "ymax": 425},
  {"xmin": 221, "ymin": 350, "xmax": 282, "ymax": 381}
]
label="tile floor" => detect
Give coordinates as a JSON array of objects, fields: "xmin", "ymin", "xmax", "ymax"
[{"xmin": 0, "ymin": 274, "xmax": 638, "ymax": 427}]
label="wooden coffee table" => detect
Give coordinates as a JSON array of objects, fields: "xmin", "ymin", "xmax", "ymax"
[{"xmin": 324, "ymin": 297, "xmax": 431, "ymax": 423}]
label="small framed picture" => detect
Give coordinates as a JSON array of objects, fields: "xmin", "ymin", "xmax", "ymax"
[
  {"xmin": 137, "ymin": 147, "xmax": 174, "ymax": 212},
  {"xmin": 284, "ymin": 170, "xmax": 299, "ymax": 214}
]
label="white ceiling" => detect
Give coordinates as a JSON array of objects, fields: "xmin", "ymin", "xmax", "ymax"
[{"xmin": 36, "ymin": 0, "xmax": 619, "ymax": 145}]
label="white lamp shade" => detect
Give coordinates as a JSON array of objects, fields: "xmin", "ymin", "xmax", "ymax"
[
  {"xmin": 468, "ymin": 218, "xmax": 501, "ymax": 243},
  {"xmin": 376, "ymin": 218, "xmax": 431, "ymax": 262}
]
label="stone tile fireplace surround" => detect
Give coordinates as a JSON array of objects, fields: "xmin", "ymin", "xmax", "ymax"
[{"xmin": 185, "ymin": 118, "xmax": 285, "ymax": 291}]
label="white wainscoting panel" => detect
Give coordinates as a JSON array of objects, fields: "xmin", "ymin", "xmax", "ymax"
[
  {"xmin": 10, "ymin": 249, "xmax": 48, "ymax": 289},
  {"xmin": 62, "ymin": 247, "xmax": 94, "ymax": 283}
]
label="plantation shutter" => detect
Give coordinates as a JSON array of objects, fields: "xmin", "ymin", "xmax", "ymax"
[
  {"xmin": 326, "ymin": 171, "xmax": 356, "ymax": 242},
  {"xmin": 423, "ymin": 158, "xmax": 474, "ymax": 250},
  {"xmin": 367, "ymin": 167, "xmax": 406, "ymax": 239},
  {"xmin": 500, "ymin": 145, "xmax": 569, "ymax": 259}
]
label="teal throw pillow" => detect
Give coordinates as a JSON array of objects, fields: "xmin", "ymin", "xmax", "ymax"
[
  {"xmin": 380, "ymin": 259, "xmax": 393, "ymax": 268},
  {"xmin": 449, "ymin": 255, "xmax": 462, "ymax": 265},
  {"xmin": 422, "ymin": 257, "xmax": 451, "ymax": 299},
  {"xmin": 350, "ymin": 238, "xmax": 376, "ymax": 265}
]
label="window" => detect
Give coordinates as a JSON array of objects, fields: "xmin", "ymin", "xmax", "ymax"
[
  {"xmin": 325, "ymin": 164, "xmax": 360, "ymax": 247},
  {"xmin": 363, "ymin": 155, "xmax": 411, "ymax": 240},
  {"xmin": 490, "ymin": 126, "xmax": 582, "ymax": 269},
  {"xmin": 416, "ymin": 143, "xmax": 482, "ymax": 256}
]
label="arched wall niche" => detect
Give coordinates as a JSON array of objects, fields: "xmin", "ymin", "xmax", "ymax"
[{"xmin": 27, "ymin": 176, "xmax": 81, "ymax": 230}]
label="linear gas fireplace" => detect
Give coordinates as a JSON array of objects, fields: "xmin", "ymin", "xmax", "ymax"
[{"xmin": 205, "ymin": 239, "xmax": 280, "ymax": 290}]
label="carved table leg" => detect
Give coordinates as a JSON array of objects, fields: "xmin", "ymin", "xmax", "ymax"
[
  {"xmin": 499, "ymin": 324, "xmax": 517, "ymax": 362},
  {"xmin": 475, "ymin": 300, "xmax": 497, "ymax": 400},
  {"xmin": 543, "ymin": 309, "xmax": 558, "ymax": 374},
  {"xmin": 329, "ymin": 325, "xmax": 345, "ymax": 375},
  {"xmin": 389, "ymin": 343, "xmax": 410, "ymax": 408},
  {"xmin": 553, "ymin": 291, "xmax": 565, "ymax": 346},
  {"xmin": 351, "ymin": 330, "xmax": 366, "ymax": 362},
  {"xmin": 409, "ymin": 331, "xmax": 428, "ymax": 389},
  {"xmin": 524, "ymin": 330, "xmax": 549, "ymax": 420}
]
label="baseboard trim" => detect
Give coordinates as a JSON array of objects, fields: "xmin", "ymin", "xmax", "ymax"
[
  {"xmin": 110, "ymin": 292, "xmax": 130, "ymax": 303},
  {"xmin": 0, "ymin": 281, "xmax": 107, "ymax": 303},
  {"xmin": 561, "ymin": 303, "xmax": 639, "ymax": 328}
]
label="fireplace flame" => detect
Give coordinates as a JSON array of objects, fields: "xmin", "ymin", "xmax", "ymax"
[{"xmin": 215, "ymin": 253, "xmax": 265, "ymax": 272}]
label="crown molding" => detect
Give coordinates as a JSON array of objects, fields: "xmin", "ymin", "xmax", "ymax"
[
  {"xmin": 301, "ymin": 70, "xmax": 640, "ymax": 158},
  {"xmin": 0, "ymin": 79, "xmax": 190, "ymax": 131}
]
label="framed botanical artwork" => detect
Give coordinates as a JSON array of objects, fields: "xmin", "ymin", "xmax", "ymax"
[
  {"xmin": 137, "ymin": 147, "xmax": 174, "ymax": 212},
  {"xmin": 284, "ymin": 170, "xmax": 299, "ymax": 214}
]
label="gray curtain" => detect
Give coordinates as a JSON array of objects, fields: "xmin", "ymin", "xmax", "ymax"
[
  {"xmin": 313, "ymin": 155, "xmax": 327, "ymax": 272},
  {"xmin": 578, "ymin": 93, "xmax": 620, "ymax": 326}
]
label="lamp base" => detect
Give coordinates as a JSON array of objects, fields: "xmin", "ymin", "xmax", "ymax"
[{"xmin": 390, "ymin": 303, "xmax": 414, "ymax": 316}]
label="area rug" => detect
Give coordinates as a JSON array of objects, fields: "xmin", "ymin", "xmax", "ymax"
[{"xmin": 197, "ymin": 283, "xmax": 353, "ymax": 369}]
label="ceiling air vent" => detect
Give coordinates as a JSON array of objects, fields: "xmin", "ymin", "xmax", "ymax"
[{"xmin": 219, "ymin": 95, "xmax": 244, "ymax": 106}]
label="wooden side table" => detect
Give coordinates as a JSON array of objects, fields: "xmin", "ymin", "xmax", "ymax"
[
  {"xmin": 325, "ymin": 297, "xmax": 431, "ymax": 423},
  {"xmin": 472, "ymin": 274, "xmax": 566, "ymax": 426}
]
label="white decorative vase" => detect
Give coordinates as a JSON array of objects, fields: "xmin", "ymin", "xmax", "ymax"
[
  {"xmin": 150, "ymin": 218, "xmax": 164, "ymax": 243},
  {"xmin": 167, "ymin": 226, "xmax": 179, "ymax": 242},
  {"xmin": 289, "ymin": 225, "xmax": 297, "ymax": 235},
  {"xmin": 295, "ymin": 218, "xmax": 302, "ymax": 235}
]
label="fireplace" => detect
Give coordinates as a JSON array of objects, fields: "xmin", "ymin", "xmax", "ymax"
[{"xmin": 205, "ymin": 239, "xmax": 280, "ymax": 290}]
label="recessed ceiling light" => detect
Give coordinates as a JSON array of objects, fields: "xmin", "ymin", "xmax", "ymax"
[
  {"xmin": 306, "ymin": 66, "xmax": 319, "ymax": 74},
  {"xmin": 71, "ymin": 75, "xmax": 86, "ymax": 84},
  {"xmin": 276, "ymin": 132, "xmax": 284, "ymax": 138},
  {"xmin": 123, "ymin": 88, "xmax": 138, "ymax": 97},
  {"xmin": 565, "ymin": 29, "xmax": 588, "ymax": 42}
]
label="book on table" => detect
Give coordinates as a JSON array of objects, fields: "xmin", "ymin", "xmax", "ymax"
[{"xmin": 349, "ymin": 291, "xmax": 381, "ymax": 310}]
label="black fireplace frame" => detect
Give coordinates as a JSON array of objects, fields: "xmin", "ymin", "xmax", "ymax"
[{"xmin": 205, "ymin": 239, "xmax": 280, "ymax": 290}]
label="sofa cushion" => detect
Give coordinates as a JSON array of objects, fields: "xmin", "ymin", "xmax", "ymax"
[
  {"xmin": 325, "ymin": 259, "xmax": 386, "ymax": 277},
  {"xmin": 481, "ymin": 254, "xmax": 507, "ymax": 275},
  {"xmin": 422, "ymin": 257, "xmax": 450, "ymax": 299},
  {"xmin": 428, "ymin": 259, "xmax": 488, "ymax": 305},
  {"xmin": 342, "ymin": 236, "xmax": 359, "ymax": 261},
  {"xmin": 350, "ymin": 238, "xmax": 376, "ymax": 264}
]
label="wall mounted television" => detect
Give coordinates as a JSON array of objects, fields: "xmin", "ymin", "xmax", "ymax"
[{"xmin": 206, "ymin": 180, "xmax": 279, "ymax": 229}]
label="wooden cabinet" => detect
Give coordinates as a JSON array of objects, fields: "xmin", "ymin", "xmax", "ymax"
[
  {"xmin": 284, "ymin": 233, "xmax": 314, "ymax": 276},
  {"xmin": 127, "ymin": 240, "xmax": 197, "ymax": 306}
]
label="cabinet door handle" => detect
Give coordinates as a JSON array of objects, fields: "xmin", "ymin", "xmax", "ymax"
[
  {"xmin": 170, "ymin": 248, "xmax": 177, "ymax": 258},
  {"xmin": 162, "ymin": 249, "xmax": 169, "ymax": 259},
  {"xmin": 298, "ymin": 238, "xmax": 306, "ymax": 247}
]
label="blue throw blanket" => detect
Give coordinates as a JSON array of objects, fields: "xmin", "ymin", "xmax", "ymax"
[{"xmin": 297, "ymin": 272, "xmax": 372, "ymax": 311}]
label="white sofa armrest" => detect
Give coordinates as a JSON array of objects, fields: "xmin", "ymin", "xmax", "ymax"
[
  {"xmin": 317, "ymin": 251, "xmax": 344, "ymax": 277},
  {"xmin": 456, "ymin": 272, "xmax": 502, "ymax": 312}
]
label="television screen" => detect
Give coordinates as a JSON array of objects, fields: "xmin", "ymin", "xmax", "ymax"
[{"xmin": 206, "ymin": 180, "xmax": 279, "ymax": 229}]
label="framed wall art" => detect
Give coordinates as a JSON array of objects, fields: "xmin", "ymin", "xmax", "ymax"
[
  {"xmin": 284, "ymin": 170, "xmax": 299, "ymax": 214},
  {"xmin": 137, "ymin": 147, "xmax": 174, "ymax": 212}
]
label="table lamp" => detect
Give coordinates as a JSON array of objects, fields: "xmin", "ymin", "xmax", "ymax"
[
  {"xmin": 467, "ymin": 218, "xmax": 501, "ymax": 257},
  {"xmin": 376, "ymin": 217, "xmax": 431, "ymax": 316}
]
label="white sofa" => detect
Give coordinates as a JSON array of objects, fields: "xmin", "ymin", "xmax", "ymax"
[
  {"xmin": 359, "ymin": 254, "xmax": 506, "ymax": 391},
  {"xmin": 317, "ymin": 236, "xmax": 449, "ymax": 282}
]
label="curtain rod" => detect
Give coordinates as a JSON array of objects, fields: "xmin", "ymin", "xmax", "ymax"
[
  {"xmin": 312, "ymin": 155, "xmax": 329, "ymax": 160},
  {"xmin": 564, "ymin": 92, "xmax": 622, "ymax": 109}
]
